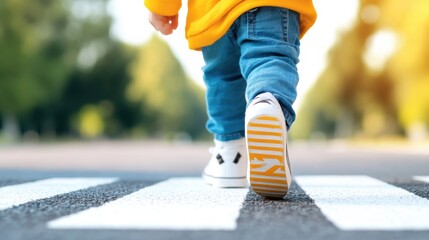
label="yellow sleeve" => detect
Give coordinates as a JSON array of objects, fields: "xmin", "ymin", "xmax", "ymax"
[{"xmin": 144, "ymin": 0, "xmax": 182, "ymax": 16}]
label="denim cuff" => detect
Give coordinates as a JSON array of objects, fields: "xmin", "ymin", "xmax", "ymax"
[
  {"xmin": 281, "ymin": 106, "xmax": 295, "ymax": 130},
  {"xmin": 214, "ymin": 131, "xmax": 245, "ymax": 141}
]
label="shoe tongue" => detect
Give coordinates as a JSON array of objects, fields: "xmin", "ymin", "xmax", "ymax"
[{"xmin": 214, "ymin": 138, "xmax": 245, "ymax": 148}]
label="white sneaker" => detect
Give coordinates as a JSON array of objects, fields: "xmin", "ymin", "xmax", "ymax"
[
  {"xmin": 202, "ymin": 138, "xmax": 248, "ymax": 188},
  {"xmin": 245, "ymin": 92, "xmax": 292, "ymax": 198}
]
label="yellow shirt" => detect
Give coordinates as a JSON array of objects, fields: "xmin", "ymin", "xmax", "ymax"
[{"xmin": 144, "ymin": 0, "xmax": 317, "ymax": 50}]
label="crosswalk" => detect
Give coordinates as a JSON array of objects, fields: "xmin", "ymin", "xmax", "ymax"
[
  {"xmin": 0, "ymin": 178, "xmax": 117, "ymax": 211},
  {"xmin": 49, "ymin": 178, "xmax": 247, "ymax": 230},
  {"xmin": 295, "ymin": 176, "xmax": 429, "ymax": 230},
  {"xmin": 1, "ymin": 175, "xmax": 429, "ymax": 232}
]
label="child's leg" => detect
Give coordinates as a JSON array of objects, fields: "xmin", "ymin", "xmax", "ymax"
[
  {"xmin": 237, "ymin": 7, "xmax": 301, "ymax": 198},
  {"xmin": 201, "ymin": 27, "xmax": 246, "ymax": 141},
  {"xmin": 200, "ymin": 27, "xmax": 248, "ymax": 188},
  {"xmin": 238, "ymin": 7, "xmax": 301, "ymax": 128}
]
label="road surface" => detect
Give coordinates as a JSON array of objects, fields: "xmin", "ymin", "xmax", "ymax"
[{"xmin": 0, "ymin": 140, "xmax": 428, "ymax": 240}]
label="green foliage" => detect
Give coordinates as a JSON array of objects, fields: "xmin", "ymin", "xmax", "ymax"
[
  {"xmin": 0, "ymin": 0, "xmax": 72, "ymax": 114},
  {"xmin": 128, "ymin": 35, "xmax": 207, "ymax": 140},
  {"xmin": 0, "ymin": 0, "xmax": 208, "ymax": 141},
  {"xmin": 49, "ymin": 43, "xmax": 141, "ymax": 138}
]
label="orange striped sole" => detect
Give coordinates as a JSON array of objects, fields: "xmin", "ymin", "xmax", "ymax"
[{"xmin": 247, "ymin": 115, "xmax": 288, "ymax": 198}]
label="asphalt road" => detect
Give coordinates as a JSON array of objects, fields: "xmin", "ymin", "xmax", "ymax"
[{"xmin": 0, "ymin": 140, "xmax": 429, "ymax": 240}]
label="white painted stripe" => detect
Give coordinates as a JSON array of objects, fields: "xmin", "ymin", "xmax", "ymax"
[
  {"xmin": 0, "ymin": 178, "xmax": 117, "ymax": 211},
  {"xmin": 48, "ymin": 178, "xmax": 248, "ymax": 230},
  {"xmin": 414, "ymin": 176, "xmax": 429, "ymax": 183},
  {"xmin": 295, "ymin": 175, "xmax": 429, "ymax": 230}
]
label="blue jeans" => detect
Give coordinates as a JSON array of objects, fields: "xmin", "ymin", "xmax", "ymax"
[{"xmin": 202, "ymin": 7, "xmax": 301, "ymax": 141}]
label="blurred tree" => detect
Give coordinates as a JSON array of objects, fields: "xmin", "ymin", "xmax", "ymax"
[
  {"xmin": 1, "ymin": 0, "xmax": 208, "ymax": 141},
  {"xmin": 0, "ymin": 0, "xmax": 73, "ymax": 140},
  {"xmin": 294, "ymin": 0, "xmax": 429, "ymax": 140},
  {"xmin": 127, "ymin": 35, "xmax": 208, "ymax": 140},
  {"xmin": 379, "ymin": 0, "xmax": 429, "ymax": 140},
  {"xmin": 0, "ymin": 0, "xmax": 131, "ymax": 140},
  {"xmin": 50, "ymin": 43, "xmax": 141, "ymax": 138},
  {"xmin": 293, "ymin": 1, "xmax": 374, "ymax": 139}
]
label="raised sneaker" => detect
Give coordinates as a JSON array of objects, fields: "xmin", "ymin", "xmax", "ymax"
[
  {"xmin": 202, "ymin": 138, "xmax": 248, "ymax": 188},
  {"xmin": 245, "ymin": 92, "xmax": 292, "ymax": 198}
]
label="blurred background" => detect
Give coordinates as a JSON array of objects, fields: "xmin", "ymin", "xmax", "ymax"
[{"xmin": 0, "ymin": 0, "xmax": 428, "ymax": 147}]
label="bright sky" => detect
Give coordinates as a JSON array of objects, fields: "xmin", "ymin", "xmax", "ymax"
[{"xmin": 107, "ymin": 0, "xmax": 359, "ymax": 110}]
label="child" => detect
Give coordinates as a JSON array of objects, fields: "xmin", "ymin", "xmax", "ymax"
[{"xmin": 145, "ymin": 0, "xmax": 317, "ymax": 198}]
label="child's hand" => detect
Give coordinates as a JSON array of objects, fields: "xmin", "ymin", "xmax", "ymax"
[{"xmin": 149, "ymin": 12, "xmax": 178, "ymax": 35}]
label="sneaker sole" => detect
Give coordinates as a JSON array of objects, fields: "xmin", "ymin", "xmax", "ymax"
[
  {"xmin": 246, "ymin": 115, "xmax": 290, "ymax": 198},
  {"xmin": 202, "ymin": 173, "xmax": 248, "ymax": 188}
]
